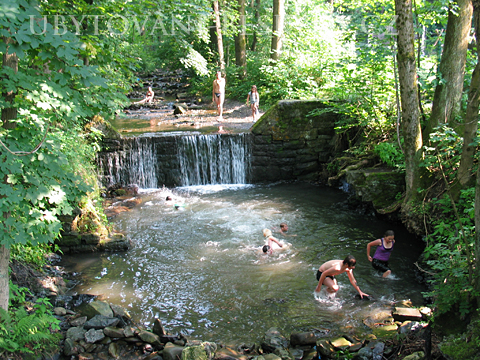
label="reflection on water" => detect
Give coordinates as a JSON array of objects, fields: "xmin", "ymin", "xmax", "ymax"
[{"xmin": 61, "ymin": 182, "xmax": 425, "ymax": 344}]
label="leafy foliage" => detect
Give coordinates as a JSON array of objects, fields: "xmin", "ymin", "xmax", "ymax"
[
  {"xmin": 0, "ymin": 0, "xmax": 122, "ymax": 249},
  {"xmin": 439, "ymin": 315, "xmax": 480, "ymax": 360},
  {"xmin": 422, "ymin": 189, "xmax": 476, "ymax": 317},
  {"xmin": 0, "ymin": 284, "xmax": 61, "ymax": 357},
  {"xmin": 374, "ymin": 141, "xmax": 405, "ymax": 170},
  {"xmin": 10, "ymin": 243, "xmax": 60, "ymax": 268}
]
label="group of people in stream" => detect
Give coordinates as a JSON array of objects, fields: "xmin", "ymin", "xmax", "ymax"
[
  {"xmin": 136, "ymin": 71, "xmax": 261, "ymax": 122},
  {"xmin": 264, "ymin": 226, "xmax": 396, "ymax": 300},
  {"xmin": 164, "ymin": 191, "xmax": 395, "ymax": 301}
]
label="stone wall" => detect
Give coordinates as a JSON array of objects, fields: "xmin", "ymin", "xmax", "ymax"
[{"xmin": 249, "ymin": 100, "xmax": 340, "ymax": 182}]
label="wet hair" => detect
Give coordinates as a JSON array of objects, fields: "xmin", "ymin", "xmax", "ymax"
[
  {"xmin": 384, "ymin": 230, "xmax": 395, "ymax": 237},
  {"xmin": 166, "ymin": 196, "xmax": 172, "ymax": 201},
  {"xmin": 343, "ymin": 255, "xmax": 356, "ymax": 268},
  {"xmin": 263, "ymin": 229, "xmax": 272, "ymax": 237},
  {"xmin": 262, "ymin": 245, "xmax": 270, "ymax": 253}
]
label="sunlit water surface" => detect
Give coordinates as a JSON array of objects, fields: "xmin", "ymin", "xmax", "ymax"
[{"xmin": 61, "ymin": 182, "xmax": 425, "ymax": 344}]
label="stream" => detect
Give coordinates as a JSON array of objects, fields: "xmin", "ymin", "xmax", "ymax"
[{"xmin": 61, "ymin": 181, "xmax": 425, "ymax": 344}]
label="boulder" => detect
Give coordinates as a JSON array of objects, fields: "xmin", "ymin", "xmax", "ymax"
[
  {"xmin": 163, "ymin": 342, "xmax": 185, "ymax": 360},
  {"xmin": 78, "ymin": 300, "xmax": 114, "ymax": 319},
  {"xmin": 393, "ymin": 307, "xmax": 423, "ymax": 322},
  {"xmin": 84, "ymin": 315, "xmax": 120, "ymax": 330},
  {"xmin": 66, "ymin": 326, "xmax": 87, "ymax": 342},
  {"xmin": 290, "ymin": 332, "xmax": 317, "ymax": 347},
  {"xmin": 138, "ymin": 330, "xmax": 162, "ymax": 346},
  {"xmin": 85, "ymin": 328, "xmax": 105, "ymax": 343},
  {"xmin": 262, "ymin": 327, "xmax": 288, "ymax": 353}
]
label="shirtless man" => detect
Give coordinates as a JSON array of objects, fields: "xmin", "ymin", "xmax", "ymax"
[
  {"xmin": 212, "ymin": 71, "xmax": 225, "ymax": 120},
  {"xmin": 315, "ymin": 255, "xmax": 369, "ymax": 299}
]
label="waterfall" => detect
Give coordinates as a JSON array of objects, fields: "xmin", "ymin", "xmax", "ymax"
[
  {"xmin": 97, "ymin": 133, "xmax": 250, "ymax": 188},
  {"xmin": 177, "ymin": 134, "xmax": 249, "ymax": 186},
  {"xmin": 97, "ymin": 137, "xmax": 158, "ymax": 189}
]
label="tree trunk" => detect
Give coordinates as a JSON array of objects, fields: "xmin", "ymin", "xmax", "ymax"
[
  {"xmin": 476, "ymin": 152, "xmax": 480, "ymax": 305},
  {"xmin": 395, "ymin": 0, "xmax": 423, "ymax": 204},
  {"xmin": 234, "ymin": 0, "xmax": 247, "ymax": 79},
  {"xmin": 270, "ymin": 0, "xmax": 285, "ymax": 61},
  {"xmin": 454, "ymin": 1, "xmax": 479, "ymax": 196},
  {"xmin": 1, "ymin": 37, "xmax": 18, "ymax": 124},
  {"xmin": 0, "ymin": 38, "xmax": 18, "ymax": 312},
  {"xmin": 0, "ymin": 246, "xmax": 9, "ymax": 311},
  {"xmin": 424, "ymin": 0, "xmax": 473, "ymax": 139},
  {"xmin": 250, "ymin": 0, "xmax": 260, "ymax": 51},
  {"xmin": 471, "ymin": 0, "xmax": 480, "ymax": 305},
  {"xmin": 213, "ymin": 0, "xmax": 225, "ymax": 72}
]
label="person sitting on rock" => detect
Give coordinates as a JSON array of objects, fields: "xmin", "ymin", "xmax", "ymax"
[{"xmin": 135, "ymin": 87, "xmax": 154, "ymax": 104}]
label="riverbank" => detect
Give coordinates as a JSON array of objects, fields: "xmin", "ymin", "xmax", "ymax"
[{"xmin": 8, "ymin": 255, "xmax": 447, "ymax": 360}]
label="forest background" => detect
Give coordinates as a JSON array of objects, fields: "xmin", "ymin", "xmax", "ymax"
[{"xmin": 1, "ymin": 0, "xmax": 480, "ymax": 357}]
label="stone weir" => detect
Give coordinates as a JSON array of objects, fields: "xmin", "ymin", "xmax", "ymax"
[
  {"xmin": 96, "ymin": 100, "xmax": 343, "ymax": 188},
  {"xmin": 249, "ymin": 100, "xmax": 342, "ymax": 183}
]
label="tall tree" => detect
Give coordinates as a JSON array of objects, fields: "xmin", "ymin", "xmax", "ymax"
[
  {"xmin": 250, "ymin": 0, "xmax": 261, "ymax": 51},
  {"xmin": 452, "ymin": 0, "xmax": 478, "ymax": 197},
  {"xmin": 475, "ymin": 0, "xmax": 480, "ymax": 297},
  {"xmin": 394, "ymin": 0, "xmax": 423, "ymax": 205},
  {"xmin": 213, "ymin": 0, "xmax": 226, "ymax": 71},
  {"xmin": 270, "ymin": 0, "xmax": 285, "ymax": 61},
  {"xmin": 234, "ymin": 0, "xmax": 247, "ymax": 78},
  {"xmin": 0, "ymin": 34, "xmax": 18, "ymax": 311},
  {"xmin": 425, "ymin": 0, "xmax": 473, "ymax": 139}
]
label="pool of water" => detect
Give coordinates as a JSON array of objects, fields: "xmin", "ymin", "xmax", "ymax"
[{"xmin": 60, "ymin": 182, "xmax": 425, "ymax": 344}]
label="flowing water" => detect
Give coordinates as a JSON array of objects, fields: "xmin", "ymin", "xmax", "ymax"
[{"xmin": 61, "ymin": 182, "xmax": 425, "ymax": 344}]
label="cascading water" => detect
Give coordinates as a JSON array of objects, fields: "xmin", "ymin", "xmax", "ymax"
[
  {"xmin": 97, "ymin": 133, "xmax": 250, "ymax": 188},
  {"xmin": 177, "ymin": 134, "xmax": 249, "ymax": 186},
  {"xmin": 97, "ymin": 137, "xmax": 158, "ymax": 189}
]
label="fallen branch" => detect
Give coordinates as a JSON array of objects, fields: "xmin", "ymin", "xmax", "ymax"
[{"xmin": 414, "ymin": 262, "xmax": 436, "ymax": 276}]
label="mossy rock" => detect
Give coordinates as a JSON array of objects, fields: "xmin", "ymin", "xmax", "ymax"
[
  {"xmin": 252, "ymin": 100, "xmax": 337, "ymax": 141},
  {"xmin": 345, "ymin": 168, "xmax": 405, "ymax": 212}
]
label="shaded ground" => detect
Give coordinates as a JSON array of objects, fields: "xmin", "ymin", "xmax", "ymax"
[{"xmin": 119, "ymin": 98, "xmax": 260, "ymax": 135}]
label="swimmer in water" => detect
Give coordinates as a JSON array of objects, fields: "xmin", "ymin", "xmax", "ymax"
[
  {"xmin": 315, "ymin": 255, "xmax": 369, "ymax": 299},
  {"xmin": 262, "ymin": 229, "xmax": 283, "ymax": 254},
  {"xmin": 278, "ymin": 222, "xmax": 297, "ymax": 237}
]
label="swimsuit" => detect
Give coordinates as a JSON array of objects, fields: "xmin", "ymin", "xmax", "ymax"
[
  {"xmin": 372, "ymin": 238, "xmax": 394, "ymax": 272},
  {"xmin": 215, "ymin": 93, "xmax": 221, "ymax": 98},
  {"xmin": 316, "ymin": 270, "xmax": 335, "ymax": 282},
  {"xmin": 249, "ymin": 91, "xmax": 259, "ymax": 104}
]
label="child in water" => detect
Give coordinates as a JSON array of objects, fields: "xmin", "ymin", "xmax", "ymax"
[
  {"xmin": 366, "ymin": 230, "xmax": 395, "ymax": 278},
  {"xmin": 262, "ymin": 229, "xmax": 283, "ymax": 254}
]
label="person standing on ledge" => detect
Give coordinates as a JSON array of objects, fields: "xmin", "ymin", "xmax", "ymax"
[
  {"xmin": 212, "ymin": 71, "xmax": 226, "ymax": 121},
  {"xmin": 367, "ymin": 230, "xmax": 395, "ymax": 278},
  {"xmin": 315, "ymin": 255, "xmax": 369, "ymax": 299},
  {"xmin": 246, "ymin": 85, "xmax": 260, "ymax": 122}
]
